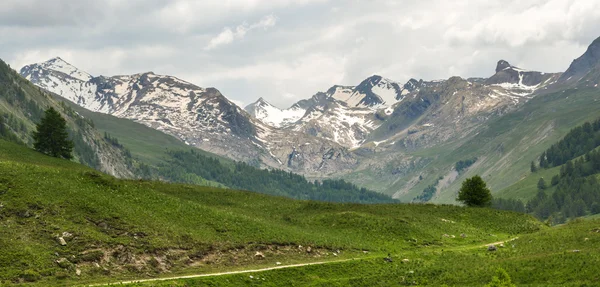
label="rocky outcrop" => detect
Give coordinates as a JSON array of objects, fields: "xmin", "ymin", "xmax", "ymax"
[{"xmin": 559, "ymin": 36, "xmax": 600, "ymax": 85}]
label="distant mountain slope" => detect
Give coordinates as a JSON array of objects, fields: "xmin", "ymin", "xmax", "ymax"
[{"xmin": 0, "ymin": 59, "xmax": 133, "ymax": 177}]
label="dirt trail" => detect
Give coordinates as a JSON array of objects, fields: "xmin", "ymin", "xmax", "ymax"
[
  {"xmin": 483, "ymin": 237, "xmax": 519, "ymax": 247},
  {"xmin": 92, "ymin": 237, "xmax": 520, "ymax": 286},
  {"xmin": 90, "ymin": 258, "xmax": 358, "ymax": 286}
]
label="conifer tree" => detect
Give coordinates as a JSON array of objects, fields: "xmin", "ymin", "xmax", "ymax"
[
  {"xmin": 33, "ymin": 107, "xmax": 73, "ymax": 159},
  {"xmin": 537, "ymin": 178, "xmax": 547, "ymax": 190},
  {"xmin": 530, "ymin": 161, "xmax": 537, "ymax": 173}
]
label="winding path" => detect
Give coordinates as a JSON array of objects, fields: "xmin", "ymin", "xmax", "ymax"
[{"xmin": 91, "ymin": 237, "xmax": 520, "ymax": 286}]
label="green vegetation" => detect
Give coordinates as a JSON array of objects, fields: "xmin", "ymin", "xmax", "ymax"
[
  {"xmin": 124, "ymin": 218, "xmax": 600, "ymax": 287},
  {"xmin": 455, "ymin": 157, "xmax": 477, "ymax": 173},
  {"xmin": 0, "ymin": 114, "xmax": 23, "ymax": 144},
  {"xmin": 155, "ymin": 149, "xmax": 395, "ymax": 203},
  {"xmin": 484, "ymin": 268, "xmax": 516, "ymax": 287},
  {"xmin": 457, "ymin": 175, "xmax": 492, "ymax": 207},
  {"xmin": 497, "ymin": 118, "xmax": 600, "ymax": 224},
  {"xmin": 414, "ymin": 176, "xmax": 443, "ymax": 202},
  {"xmin": 526, "ymin": 149, "xmax": 600, "ymax": 223},
  {"xmin": 32, "ymin": 107, "xmax": 74, "ymax": 159},
  {"xmin": 540, "ymin": 117, "xmax": 600, "ymax": 168},
  {"xmin": 0, "ymin": 139, "xmax": 544, "ymax": 286}
]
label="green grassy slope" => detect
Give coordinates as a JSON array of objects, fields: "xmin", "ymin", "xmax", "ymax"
[
  {"xmin": 496, "ymin": 165, "xmax": 561, "ymax": 201},
  {"xmin": 128, "ymin": 218, "xmax": 600, "ymax": 287},
  {"xmin": 0, "ymin": 139, "xmax": 543, "ymax": 286},
  {"xmin": 0, "ymin": 59, "xmax": 133, "ymax": 176}
]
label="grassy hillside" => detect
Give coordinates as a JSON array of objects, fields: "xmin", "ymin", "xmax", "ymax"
[
  {"xmin": 126, "ymin": 218, "xmax": 600, "ymax": 287},
  {"xmin": 0, "ymin": 139, "xmax": 543, "ymax": 286}
]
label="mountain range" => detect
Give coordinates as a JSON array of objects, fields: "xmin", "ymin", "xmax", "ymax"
[{"xmin": 18, "ymin": 35, "xmax": 600, "ymax": 202}]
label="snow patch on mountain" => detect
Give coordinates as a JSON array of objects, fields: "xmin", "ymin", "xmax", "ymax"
[
  {"xmin": 33, "ymin": 57, "xmax": 92, "ymax": 81},
  {"xmin": 244, "ymin": 98, "xmax": 306, "ymax": 128}
]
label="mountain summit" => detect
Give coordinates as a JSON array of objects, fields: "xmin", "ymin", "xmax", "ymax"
[
  {"xmin": 485, "ymin": 59, "xmax": 560, "ymax": 89},
  {"xmin": 559, "ymin": 36, "xmax": 600, "ymax": 85}
]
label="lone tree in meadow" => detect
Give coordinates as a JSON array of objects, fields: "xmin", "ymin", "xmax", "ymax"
[
  {"xmin": 457, "ymin": 175, "xmax": 492, "ymax": 207},
  {"xmin": 33, "ymin": 107, "xmax": 74, "ymax": 159}
]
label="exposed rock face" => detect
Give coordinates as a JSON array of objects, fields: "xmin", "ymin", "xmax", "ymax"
[
  {"xmin": 559, "ymin": 36, "xmax": 600, "ymax": 85},
  {"xmin": 486, "ymin": 60, "xmax": 560, "ymax": 88}
]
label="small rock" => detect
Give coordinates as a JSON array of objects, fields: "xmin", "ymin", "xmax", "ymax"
[
  {"xmin": 298, "ymin": 245, "xmax": 303, "ymax": 249},
  {"xmin": 384, "ymin": 254, "xmax": 393, "ymax": 262},
  {"xmin": 362, "ymin": 250, "xmax": 369, "ymax": 254},
  {"xmin": 56, "ymin": 258, "xmax": 71, "ymax": 269},
  {"xmin": 57, "ymin": 237, "xmax": 67, "ymax": 246},
  {"xmin": 584, "ymin": 238, "xmax": 589, "ymax": 241},
  {"xmin": 409, "ymin": 270, "xmax": 414, "ymax": 274},
  {"xmin": 62, "ymin": 231, "xmax": 73, "ymax": 238},
  {"xmin": 460, "ymin": 233, "xmax": 467, "ymax": 238},
  {"xmin": 76, "ymin": 269, "xmax": 81, "ymax": 276},
  {"xmin": 249, "ymin": 275, "xmax": 254, "ymax": 279},
  {"xmin": 333, "ymin": 252, "xmax": 338, "ymax": 256},
  {"xmin": 93, "ymin": 263, "xmax": 100, "ymax": 268},
  {"xmin": 572, "ymin": 249, "xmax": 580, "ymax": 253},
  {"xmin": 487, "ymin": 245, "xmax": 497, "ymax": 252},
  {"xmin": 450, "ymin": 235, "xmax": 456, "ymax": 238},
  {"xmin": 306, "ymin": 246, "xmax": 312, "ymax": 253},
  {"xmin": 402, "ymin": 259, "xmax": 410, "ymax": 263},
  {"xmin": 499, "ymin": 243, "xmax": 505, "ymax": 248},
  {"xmin": 275, "ymin": 262, "xmax": 282, "ymax": 265},
  {"xmin": 442, "ymin": 234, "xmax": 450, "ymax": 238},
  {"xmin": 254, "ymin": 251, "xmax": 265, "ymax": 259}
]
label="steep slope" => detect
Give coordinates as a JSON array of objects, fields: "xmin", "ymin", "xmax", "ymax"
[
  {"xmin": 20, "ymin": 59, "xmax": 358, "ymax": 175},
  {"xmin": 559, "ymin": 36, "xmax": 600, "ymax": 86},
  {"xmin": 0, "ymin": 59, "xmax": 132, "ymax": 177},
  {"xmin": 335, "ymin": 75, "xmax": 405, "ymax": 108}
]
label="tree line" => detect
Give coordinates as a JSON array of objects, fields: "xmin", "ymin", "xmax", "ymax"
[
  {"xmin": 497, "ymin": 117, "xmax": 600, "ymax": 224},
  {"xmin": 146, "ymin": 149, "xmax": 398, "ymax": 204},
  {"xmin": 539, "ymin": 118, "xmax": 600, "ymax": 168}
]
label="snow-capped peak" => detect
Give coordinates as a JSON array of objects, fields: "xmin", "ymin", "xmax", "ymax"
[
  {"xmin": 37, "ymin": 57, "xmax": 93, "ymax": 82},
  {"xmin": 244, "ymin": 97, "xmax": 306, "ymax": 128}
]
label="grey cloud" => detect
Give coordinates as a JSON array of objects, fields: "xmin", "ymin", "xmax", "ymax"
[{"xmin": 1, "ymin": 0, "xmax": 598, "ymax": 109}]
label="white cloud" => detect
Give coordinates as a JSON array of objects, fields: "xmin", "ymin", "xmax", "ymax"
[{"xmin": 205, "ymin": 14, "xmax": 277, "ymax": 50}]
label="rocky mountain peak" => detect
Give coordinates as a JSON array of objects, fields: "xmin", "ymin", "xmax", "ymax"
[
  {"xmin": 495, "ymin": 60, "xmax": 512, "ymax": 73},
  {"xmin": 485, "ymin": 59, "xmax": 560, "ymax": 89},
  {"xmin": 559, "ymin": 36, "xmax": 600, "ymax": 84}
]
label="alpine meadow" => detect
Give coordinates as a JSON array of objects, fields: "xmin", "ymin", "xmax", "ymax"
[{"xmin": 2, "ymin": 1, "xmax": 600, "ymax": 286}]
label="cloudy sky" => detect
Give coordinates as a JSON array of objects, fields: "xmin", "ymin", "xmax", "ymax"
[{"xmin": 2, "ymin": 0, "xmax": 600, "ymax": 108}]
